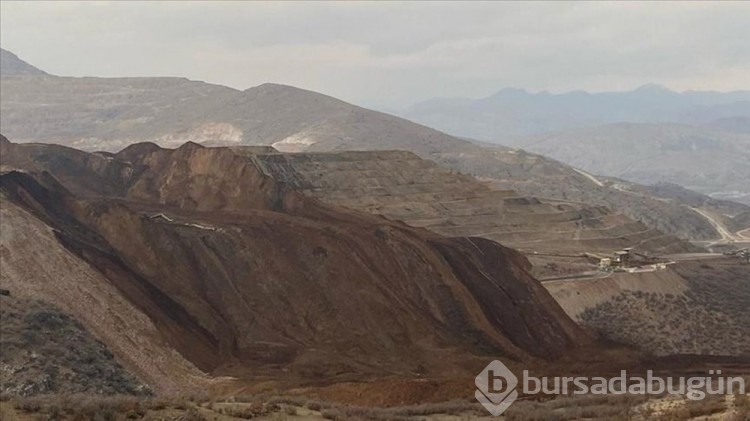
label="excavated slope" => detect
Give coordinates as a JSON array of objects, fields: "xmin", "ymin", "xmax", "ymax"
[
  {"xmin": 0, "ymin": 137, "xmax": 591, "ymax": 391},
  {"xmin": 251, "ymin": 150, "xmax": 697, "ymax": 265}
]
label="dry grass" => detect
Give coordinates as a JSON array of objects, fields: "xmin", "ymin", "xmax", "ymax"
[
  {"xmin": 735, "ymin": 392, "xmax": 750, "ymax": 412},
  {"xmin": 12, "ymin": 394, "xmax": 184, "ymax": 420},
  {"xmin": 314, "ymin": 399, "xmax": 489, "ymax": 420},
  {"xmin": 8, "ymin": 389, "xmax": 748, "ymax": 420},
  {"xmin": 502, "ymin": 393, "xmax": 650, "ymax": 421},
  {"xmin": 0, "ymin": 298, "xmax": 148, "ymax": 397},
  {"xmin": 579, "ymin": 286, "xmax": 750, "ymax": 356},
  {"xmin": 655, "ymin": 394, "xmax": 729, "ymax": 420}
]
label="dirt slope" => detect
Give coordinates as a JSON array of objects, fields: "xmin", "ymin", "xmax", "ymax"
[
  {"xmin": 0, "ymin": 137, "xmax": 593, "ymax": 393},
  {"xmin": 0, "ymin": 198, "xmax": 210, "ymax": 395}
]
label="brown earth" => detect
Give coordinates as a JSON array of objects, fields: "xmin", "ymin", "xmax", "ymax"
[
  {"xmin": 4, "ymin": 136, "xmax": 747, "ymax": 405},
  {"xmin": 0, "ymin": 198, "xmax": 211, "ymax": 396},
  {"xmin": 0, "ymin": 136, "xmax": 595, "ymax": 396}
]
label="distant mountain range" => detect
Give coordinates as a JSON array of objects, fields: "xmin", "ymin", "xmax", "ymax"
[{"xmin": 399, "ymin": 84, "xmax": 750, "ymax": 139}]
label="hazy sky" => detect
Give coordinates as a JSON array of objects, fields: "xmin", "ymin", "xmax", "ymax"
[{"xmin": 1, "ymin": 1, "xmax": 748, "ymax": 108}]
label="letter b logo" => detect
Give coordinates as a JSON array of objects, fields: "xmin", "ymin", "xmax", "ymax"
[{"xmin": 475, "ymin": 360, "xmax": 518, "ymax": 416}]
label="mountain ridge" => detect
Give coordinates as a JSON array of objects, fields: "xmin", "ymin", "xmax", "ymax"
[
  {"xmin": 0, "ymin": 48, "xmax": 48, "ymax": 76},
  {"xmin": 399, "ymin": 84, "xmax": 750, "ymax": 143},
  {"xmin": 2, "ymin": 48, "xmax": 747, "ymax": 241}
]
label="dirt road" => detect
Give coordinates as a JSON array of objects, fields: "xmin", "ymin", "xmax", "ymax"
[
  {"xmin": 572, "ymin": 168, "xmax": 605, "ymax": 187},
  {"xmin": 690, "ymin": 207, "xmax": 741, "ymax": 243}
]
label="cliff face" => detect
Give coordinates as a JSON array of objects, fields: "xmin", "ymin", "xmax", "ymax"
[{"xmin": 1, "ymin": 138, "xmax": 590, "ymax": 390}]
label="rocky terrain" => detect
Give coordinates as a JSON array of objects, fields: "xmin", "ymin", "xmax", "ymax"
[
  {"xmin": 3, "ymin": 48, "xmax": 747, "ymax": 242},
  {"xmin": 433, "ymin": 143, "xmax": 736, "ymax": 242},
  {"xmin": 641, "ymin": 182, "xmax": 749, "ymax": 218},
  {"xmin": 639, "ymin": 182, "xmax": 750, "ymax": 237},
  {"xmin": 1, "ymin": 136, "xmax": 595, "ymax": 396},
  {"xmin": 2, "ymin": 49, "xmax": 750, "ymax": 419}
]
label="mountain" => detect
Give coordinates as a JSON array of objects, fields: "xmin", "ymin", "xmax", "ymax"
[
  {"xmin": 0, "ymin": 74, "xmax": 465, "ymax": 154},
  {"xmin": 2, "ymin": 49, "xmax": 749, "ymax": 404},
  {"xmin": 399, "ymin": 85, "xmax": 750, "ymax": 139},
  {"xmin": 2, "ymin": 49, "xmax": 747, "ymax": 242},
  {"xmin": 0, "ymin": 136, "xmax": 593, "ymax": 395},
  {"xmin": 511, "ymin": 123, "xmax": 750, "ymax": 205},
  {"xmin": 0, "ymin": 48, "xmax": 47, "ymax": 76}
]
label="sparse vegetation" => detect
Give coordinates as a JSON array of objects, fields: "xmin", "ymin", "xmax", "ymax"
[
  {"xmin": 4, "ymin": 388, "xmax": 749, "ymax": 421},
  {"xmin": 503, "ymin": 393, "xmax": 649, "ymax": 421},
  {"xmin": 316, "ymin": 399, "xmax": 486, "ymax": 420},
  {"xmin": 0, "ymin": 297, "xmax": 148, "ymax": 397},
  {"xmin": 578, "ymin": 260, "xmax": 750, "ymax": 356}
]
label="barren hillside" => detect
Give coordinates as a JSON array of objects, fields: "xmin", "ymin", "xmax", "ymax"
[
  {"xmin": 0, "ymin": 48, "xmax": 47, "ymax": 76},
  {"xmin": 0, "ymin": 137, "xmax": 594, "ymax": 395},
  {"xmin": 250, "ymin": 149, "xmax": 698, "ymax": 278}
]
